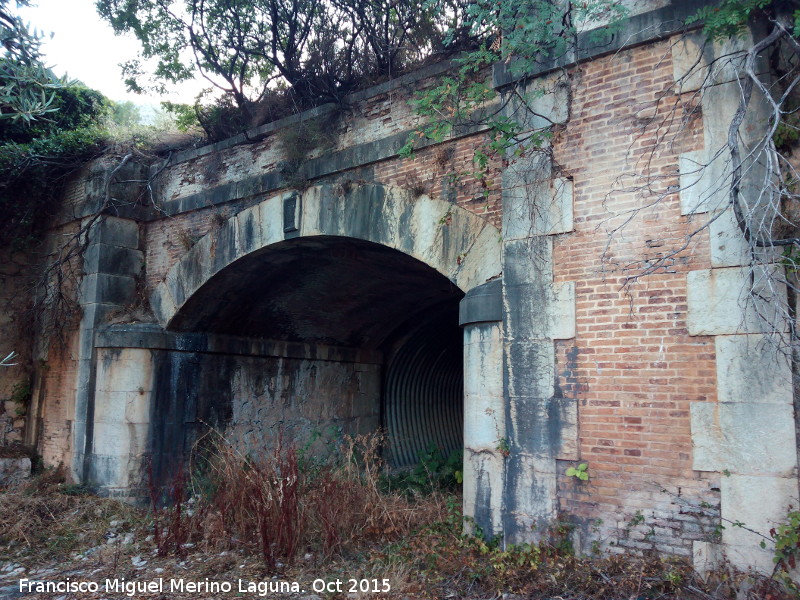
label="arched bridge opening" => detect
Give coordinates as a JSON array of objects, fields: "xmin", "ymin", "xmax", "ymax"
[{"xmin": 157, "ymin": 235, "xmax": 464, "ymax": 470}]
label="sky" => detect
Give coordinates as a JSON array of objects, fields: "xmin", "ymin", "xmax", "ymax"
[{"xmin": 17, "ymin": 0, "xmax": 204, "ymax": 107}]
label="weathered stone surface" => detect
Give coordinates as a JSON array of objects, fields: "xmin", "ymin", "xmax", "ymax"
[
  {"xmin": 679, "ymin": 71, "xmax": 774, "ymax": 217},
  {"xmin": 715, "ymin": 334, "xmax": 792, "ymax": 404},
  {"xmin": 504, "ymin": 236, "xmax": 553, "ymax": 283},
  {"xmin": 504, "ymin": 176, "xmax": 574, "ymax": 239},
  {"xmin": 507, "ymin": 396, "xmax": 578, "ymax": 461},
  {"xmin": 464, "ymin": 450, "xmax": 506, "ymax": 538},
  {"xmin": 87, "ymin": 216, "xmax": 139, "ymax": 249},
  {"xmin": 692, "ymin": 541, "xmax": 723, "ymax": 578},
  {"xmin": 687, "ymin": 266, "xmax": 787, "ymax": 335},
  {"xmin": 503, "ymin": 235, "xmax": 575, "ymax": 341},
  {"xmin": 149, "ymin": 285, "xmax": 177, "ymax": 326},
  {"xmin": 83, "ymin": 244, "xmax": 144, "ymax": 276},
  {"xmin": 453, "ymin": 224, "xmax": 503, "ymax": 293},
  {"xmin": 0, "ymin": 457, "xmax": 30, "ymax": 485},
  {"xmin": 691, "ymin": 401, "xmax": 797, "ymax": 476},
  {"xmin": 709, "ymin": 209, "xmax": 750, "ymax": 267},
  {"xmin": 504, "ymin": 280, "xmax": 575, "ymax": 341},
  {"xmin": 96, "ymin": 349, "xmax": 155, "ymax": 395},
  {"xmin": 720, "ymin": 474, "xmax": 799, "ymax": 574},
  {"xmin": 672, "ymin": 31, "xmax": 750, "ymax": 93},
  {"xmin": 464, "ymin": 322, "xmax": 504, "ymax": 409},
  {"xmin": 92, "ymin": 422, "xmax": 150, "ymax": 457},
  {"xmin": 506, "ymin": 340, "xmax": 555, "ymax": 399},
  {"xmin": 504, "ymin": 452, "xmax": 558, "ymax": 543},
  {"xmin": 502, "ymin": 75, "xmax": 570, "ymax": 131},
  {"xmin": 464, "ymin": 321, "xmax": 504, "ymax": 458},
  {"xmin": 679, "ymin": 150, "xmax": 728, "ymax": 215},
  {"xmin": 80, "ymin": 273, "xmax": 137, "ymax": 306}
]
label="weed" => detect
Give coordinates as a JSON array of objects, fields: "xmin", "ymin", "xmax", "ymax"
[
  {"xmin": 382, "ymin": 444, "xmax": 462, "ymax": 495},
  {"xmin": 566, "ymin": 462, "xmax": 589, "ymax": 481},
  {"xmin": 495, "ymin": 437, "xmax": 511, "ymax": 457},
  {"xmin": 6, "ymin": 379, "xmax": 31, "ymax": 416}
]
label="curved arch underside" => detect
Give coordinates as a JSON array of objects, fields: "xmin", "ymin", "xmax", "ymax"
[{"xmin": 170, "ymin": 235, "xmax": 464, "ymax": 350}]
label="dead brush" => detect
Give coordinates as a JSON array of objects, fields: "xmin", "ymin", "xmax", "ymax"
[
  {"xmin": 0, "ymin": 467, "xmax": 141, "ymax": 564},
  {"xmin": 182, "ymin": 430, "xmax": 450, "ymax": 568}
]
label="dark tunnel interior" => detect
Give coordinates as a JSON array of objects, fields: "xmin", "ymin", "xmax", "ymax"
[{"xmin": 168, "ymin": 235, "xmax": 465, "ymax": 467}]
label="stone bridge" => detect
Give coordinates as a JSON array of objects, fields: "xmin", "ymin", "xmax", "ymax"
[{"xmin": 1, "ymin": 0, "xmax": 798, "ymax": 576}]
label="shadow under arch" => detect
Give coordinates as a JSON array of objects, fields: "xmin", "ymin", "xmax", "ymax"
[{"xmin": 147, "ymin": 182, "xmax": 501, "ymax": 472}]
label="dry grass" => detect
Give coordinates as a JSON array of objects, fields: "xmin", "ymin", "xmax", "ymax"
[
  {"xmin": 0, "ymin": 467, "xmax": 143, "ymax": 564},
  {"xmin": 157, "ymin": 431, "xmax": 450, "ymax": 567},
  {"xmin": 0, "ymin": 442, "xmax": 797, "ymax": 600}
]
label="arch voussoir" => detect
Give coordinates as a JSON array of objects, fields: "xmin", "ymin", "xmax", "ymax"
[{"xmin": 151, "ymin": 183, "xmax": 501, "ymax": 330}]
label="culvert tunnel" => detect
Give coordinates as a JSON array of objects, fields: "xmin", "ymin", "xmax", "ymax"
[{"xmin": 159, "ymin": 235, "xmax": 465, "ymax": 469}]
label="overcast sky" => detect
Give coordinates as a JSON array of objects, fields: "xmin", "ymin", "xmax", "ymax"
[{"xmin": 17, "ymin": 0, "xmax": 203, "ymax": 106}]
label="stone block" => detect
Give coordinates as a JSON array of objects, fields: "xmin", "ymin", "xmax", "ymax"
[
  {"xmin": 679, "ymin": 150, "xmax": 729, "ymax": 215},
  {"xmin": 164, "ymin": 265, "xmax": 187, "ymax": 309},
  {"xmin": 96, "ymin": 348, "xmax": 155, "ymax": 394},
  {"xmin": 504, "ymin": 236, "xmax": 554, "ymax": 284},
  {"xmin": 504, "ymin": 280, "xmax": 575, "ymax": 340},
  {"xmin": 414, "ymin": 195, "xmax": 482, "ymax": 279},
  {"xmin": 507, "ymin": 396, "xmax": 577, "ymax": 460},
  {"xmin": 715, "ymin": 334, "xmax": 792, "ymax": 404},
  {"xmin": 505, "ymin": 452, "xmax": 557, "ymax": 543},
  {"xmin": 87, "ymin": 454, "xmax": 135, "ymax": 490},
  {"xmin": 80, "ymin": 273, "xmax": 137, "ymax": 306},
  {"xmin": 692, "ymin": 541, "xmax": 723, "ymax": 578},
  {"xmin": 503, "ymin": 75, "xmax": 569, "ymax": 131},
  {"xmin": 124, "ymin": 390, "xmax": 152, "ymax": 424},
  {"xmin": 672, "ymin": 32, "xmax": 749, "ymax": 93},
  {"xmin": 505, "ymin": 339, "xmax": 555, "ymax": 399},
  {"xmin": 691, "ymin": 401, "xmax": 797, "ymax": 476},
  {"xmin": 93, "ymin": 390, "xmax": 127, "ymax": 423},
  {"xmin": 720, "ymin": 474, "xmax": 800, "ymax": 574},
  {"xmin": 87, "ymin": 216, "xmax": 139, "ymax": 249},
  {"xmin": 150, "ymin": 285, "xmax": 177, "ymax": 327},
  {"xmin": 234, "ymin": 204, "xmax": 264, "ymax": 256},
  {"xmin": 210, "ymin": 216, "xmax": 241, "ymax": 274},
  {"xmin": 504, "ymin": 177, "xmax": 574, "ymax": 239},
  {"xmin": 463, "ymin": 450, "xmax": 506, "ymax": 537},
  {"xmin": 453, "ymin": 225, "xmax": 503, "ymax": 294},
  {"xmin": 721, "ymin": 474, "xmax": 799, "ymax": 545},
  {"xmin": 709, "ymin": 209, "xmax": 750, "ymax": 267},
  {"xmin": 687, "ymin": 266, "xmax": 787, "ymax": 335},
  {"xmin": 464, "ymin": 322, "xmax": 503, "ymax": 402},
  {"xmin": 83, "ymin": 244, "xmax": 144, "ymax": 276},
  {"xmin": 464, "ymin": 392, "xmax": 505, "ymax": 450},
  {"xmin": 92, "ymin": 422, "xmax": 150, "ymax": 457},
  {"xmin": 704, "ymin": 80, "xmax": 771, "ymax": 150}
]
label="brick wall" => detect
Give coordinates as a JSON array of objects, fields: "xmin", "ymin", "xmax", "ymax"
[{"xmin": 550, "ymin": 40, "xmax": 721, "ymax": 554}]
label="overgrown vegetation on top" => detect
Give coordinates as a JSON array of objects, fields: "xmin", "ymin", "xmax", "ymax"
[
  {"xmin": 0, "ymin": 1, "xmax": 175, "ymax": 250},
  {"xmin": 96, "ymin": 0, "xmax": 479, "ymax": 139},
  {"xmin": 0, "ymin": 0, "xmax": 65, "ymax": 123},
  {"xmin": 0, "ymin": 84, "xmax": 109, "ymax": 248}
]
